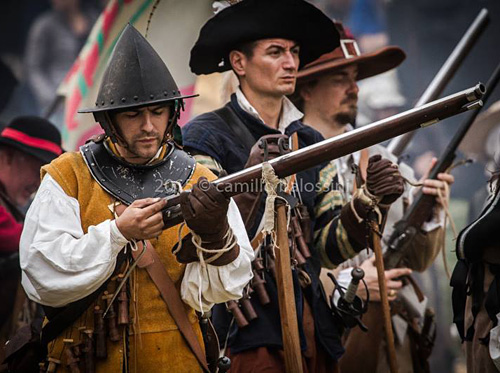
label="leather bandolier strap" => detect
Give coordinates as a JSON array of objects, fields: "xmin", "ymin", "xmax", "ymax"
[
  {"xmin": 113, "ymin": 204, "xmax": 209, "ymax": 372},
  {"xmin": 145, "ymin": 243, "xmax": 209, "ymax": 372},
  {"xmin": 214, "ymin": 105, "xmax": 256, "ymax": 151}
]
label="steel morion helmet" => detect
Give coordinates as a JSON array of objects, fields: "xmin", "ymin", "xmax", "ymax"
[{"xmin": 79, "ymin": 24, "xmax": 196, "ymax": 144}]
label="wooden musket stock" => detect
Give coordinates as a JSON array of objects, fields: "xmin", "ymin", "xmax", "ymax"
[{"xmin": 162, "ymin": 84, "xmax": 484, "ymax": 229}]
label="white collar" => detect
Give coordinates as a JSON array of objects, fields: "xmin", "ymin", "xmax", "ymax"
[{"xmin": 235, "ymin": 87, "xmax": 303, "ymax": 134}]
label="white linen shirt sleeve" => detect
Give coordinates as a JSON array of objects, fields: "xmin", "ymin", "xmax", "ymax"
[
  {"xmin": 20, "ymin": 174, "xmax": 129, "ymax": 307},
  {"xmin": 21, "ymin": 175, "xmax": 254, "ymax": 312},
  {"xmin": 181, "ymin": 198, "xmax": 254, "ymax": 313}
]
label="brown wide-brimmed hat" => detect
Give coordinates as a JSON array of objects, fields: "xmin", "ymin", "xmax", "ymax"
[
  {"xmin": 297, "ymin": 23, "xmax": 406, "ymax": 83},
  {"xmin": 459, "ymin": 100, "xmax": 500, "ymax": 161}
]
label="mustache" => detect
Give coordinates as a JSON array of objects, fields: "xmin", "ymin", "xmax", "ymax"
[
  {"xmin": 134, "ymin": 132, "xmax": 161, "ymax": 141},
  {"xmin": 341, "ymin": 93, "xmax": 358, "ymax": 105}
]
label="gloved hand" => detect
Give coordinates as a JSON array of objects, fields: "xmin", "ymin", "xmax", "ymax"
[
  {"xmin": 340, "ymin": 155, "xmax": 404, "ymax": 250},
  {"xmin": 180, "ymin": 177, "xmax": 230, "ymax": 242},
  {"xmin": 366, "ymin": 154, "xmax": 405, "ymax": 206},
  {"xmin": 176, "ymin": 177, "xmax": 239, "ymax": 266},
  {"xmin": 235, "ymin": 134, "xmax": 291, "ymax": 229}
]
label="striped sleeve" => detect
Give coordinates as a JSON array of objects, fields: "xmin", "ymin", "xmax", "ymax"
[
  {"xmin": 313, "ymin": 161, "xmax": 359, "ymax": 269},
  {"xmin": 193, "ymin": 154, "xmax": 224, "ymax": 176}
]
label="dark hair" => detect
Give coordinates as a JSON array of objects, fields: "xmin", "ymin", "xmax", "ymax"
[
  {"xmin": 229, "ymin": 41, "xmax": 258, "ymax": 79},
  {"xmin": 234, "ymin": 40, "xmax": 258, "ymax": 59},
  {"xmin": 289, "ymin": 79, "xmax": 318, "ymax": 112}
]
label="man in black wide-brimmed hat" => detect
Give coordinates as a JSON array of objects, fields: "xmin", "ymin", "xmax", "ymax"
[
  {"xmin": 183, "ymin": 0, "xmax": 405, "ymax": 371},
  {"xmin": 17, "ymin": 24, "xmax": 253, "ymax": 372}
]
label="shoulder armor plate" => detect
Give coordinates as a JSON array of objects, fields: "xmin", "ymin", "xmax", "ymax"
[{"xmin": 80, "ymin": 141, "xmax": 196, "ymax": 205}]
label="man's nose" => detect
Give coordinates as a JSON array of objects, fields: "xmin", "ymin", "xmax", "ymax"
[
  {"xmin": 142, "ymin": 112, "xmax": 155, "ymax": 131},
  {"xmin": 347, "ymin": 79, "xmax": 359, "ymax": 95},
  {"xmin": 283, "ymin": 51, "xmax": 299, "ymax": 71}
]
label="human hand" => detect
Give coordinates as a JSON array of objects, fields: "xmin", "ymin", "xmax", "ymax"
[
  {"xmin": 366, "ymin": 155, "xmax": 405, "ymax": 206},
  {"xmin": 115, "ymin": 198, "xmax": 167, "ymax": 240},
  {"xmin": 180, "ymin": 177, "xmax": 230, "ymax": 242},
  {"xmin": 357, "ymin": 257, "xmax": 412, "ymax": 302},
  {"xmin": 421, "ymin": 158, "xmax": 454, "ymax": 208}
]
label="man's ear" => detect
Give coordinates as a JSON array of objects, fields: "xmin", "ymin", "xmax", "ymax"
[
  {"xmin": 299, "ymin": 84, "xmax": 312, "ymax": 103},
  {"xmin": 229, "ymin": 50, "xmax": 246, "ymax": 78}
]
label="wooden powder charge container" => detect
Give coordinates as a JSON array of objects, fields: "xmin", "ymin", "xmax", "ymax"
[
  {"xmin": 63, "ymin": 338, "xmax": 81, "ymax": 373},
  {"xmin": 81, "ymin": 329, "xmax": 95, "ymax": 373},
  {"xmin": 251, "ymin": 270, "xmax": 270, "ymax": 305},
  {"xmin": 93, "ymin": 306, "xmax": 107, "ymax": 358},
  {"xmin": 226, "ymin": 300, "xmax": 249, "ymax": 328},
  {"xmin": 117, "ymin": 274, "xmax": 129, "ymax": 326},
  {"xmin": 102, "ymin": 291, "xmax": 120, "ymax": 342},
  {"xmin": 239, "ymin": 293, "xmax": 258, "ymax": 322}
]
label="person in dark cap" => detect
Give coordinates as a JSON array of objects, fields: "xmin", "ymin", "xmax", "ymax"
[
  {"xmin": 292, "ymin": 22, "xmax": 454, "ymax": 373},
  {"xmin": 0, "ymin": 115, "xmax": 62, "ymax": 368},
  {"xmin": 17, "ymin": 24, "xmax": 253, "ymax": 372},
  {"xmin": 182, "ymin": 1, "xmax": 405, "ymax": 371}
]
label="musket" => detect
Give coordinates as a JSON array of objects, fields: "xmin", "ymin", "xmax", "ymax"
[
  {"xmin": 384, "ymin": 64, "xmax": 500, "ymax": 270},
  {"xmin": 387, "ymin": 8, "xmax": 490, "ymax": 156},
  {"xmin": 162, "ymin": 84, "xmax": 484, "ymax": 228}
]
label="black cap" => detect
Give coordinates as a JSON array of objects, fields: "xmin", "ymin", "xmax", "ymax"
[{"xmin": 0, "ymin": 116, "xmax": 63, "ymax": 164}]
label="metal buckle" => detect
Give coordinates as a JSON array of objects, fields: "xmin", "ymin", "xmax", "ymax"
[
  {"xmin": 340, "ymin": 39, "xmax": 361, "ymax": 59},
  {"xmin": 163, "ymin": 180, "xmax": 183, "ymax": 195}
]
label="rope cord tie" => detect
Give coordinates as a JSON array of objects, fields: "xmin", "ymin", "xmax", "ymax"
[
  {"xmin": 191, "ymin": 228, "xmax": 238, "ymax": 267},
  {"xmin": 350, "ymin": 186, "xmax": 383, "ymax": 224},
  {"xmin": 261, "ymin": 162, "xmax": 287, "ymax": 236},
  {"xmin": 189, "ymin": 227, "xmax": 238, "ymax": 315}
]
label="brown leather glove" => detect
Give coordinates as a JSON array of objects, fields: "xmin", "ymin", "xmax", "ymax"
[
  {"xmin": 340, "ymin": 155, "xmax": 404, "ymax": 250},
  {"xmin": 366, "ymin": 154, "xmax": 404, "ymax": 205},
  {"xmin": 176, "ymin": 177, "xmax": 239, "ymax": 266},
  {"xmin": 234, "ymin": 134, "xmax": 291, "ymax": 229}
]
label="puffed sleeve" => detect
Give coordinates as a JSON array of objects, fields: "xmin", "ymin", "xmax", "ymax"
[
  {"xmin": 20, "ymin": 175, "xmax": 129, "ymax": 307},
  {"xmin": 180, "ymin": 199, "xmax": 254, "ymax": 312}
]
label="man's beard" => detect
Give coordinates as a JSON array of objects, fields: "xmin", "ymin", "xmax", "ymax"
[
  {"xmin": 334, "ymin": 94, "xmax": 358, "ymax": 125},
  {"xmin": 334, "ymin": 109, "xmax": 357, "ymax": 126},
  {"xmin": 127, "ymin": 133, "xmax": 162, "ymax": 159}
]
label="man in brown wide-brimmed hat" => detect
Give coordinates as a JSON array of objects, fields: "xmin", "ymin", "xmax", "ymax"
[{"xmin": 292, "ymin": 22, "xmax": 455, "ymax": 373}]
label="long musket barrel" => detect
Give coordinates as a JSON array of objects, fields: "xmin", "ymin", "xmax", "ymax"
[
  {"xmin": 162, "ymin": 84, "xmax": 484, "ymax": 228},
  {"xmin": 384, "ymin": 64, "xmax": 500, "ymax": 269},
  {"xmin": 387, "ymin": 8, "xmax": 490, "ymax": 156}
]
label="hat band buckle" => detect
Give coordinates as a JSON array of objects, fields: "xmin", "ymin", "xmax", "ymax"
[{"xmin": 340, "ymin": 39, "xmax": 360, "ymax": 59}]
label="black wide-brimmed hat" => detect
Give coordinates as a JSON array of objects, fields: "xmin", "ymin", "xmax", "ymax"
[
  {"xmin": 190, "ymin": 0, "xmax": 340, "ymax": 75},
  {"xmin": 0, "ymin": 116, "xmax": 63, "ymax": 164}
]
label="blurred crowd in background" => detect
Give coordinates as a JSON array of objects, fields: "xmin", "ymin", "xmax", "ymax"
[{"xmin": 1, "ymin": 0, "xmax": 499, "ymax": 371}]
